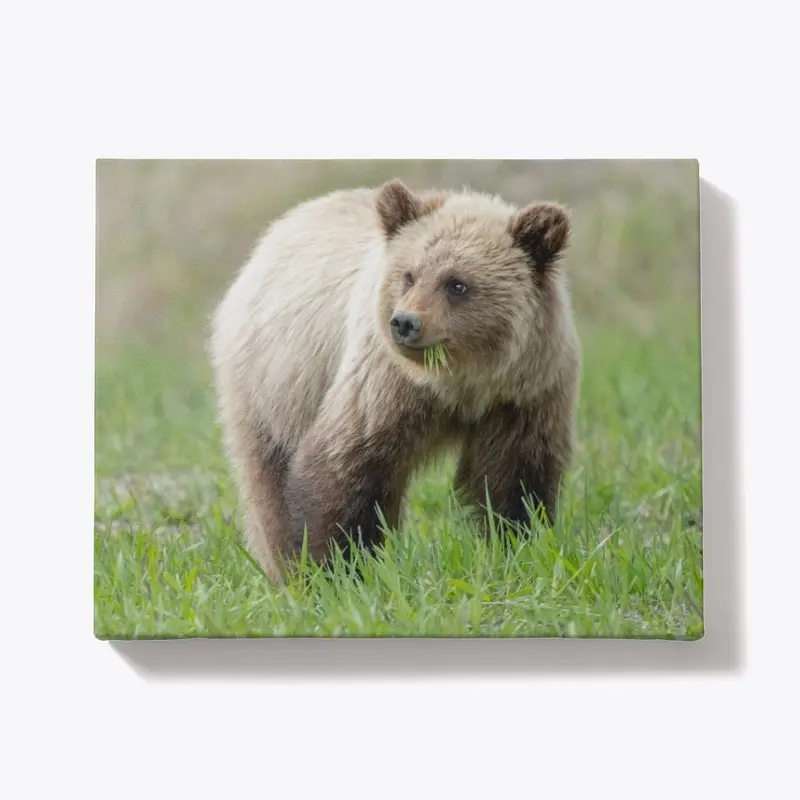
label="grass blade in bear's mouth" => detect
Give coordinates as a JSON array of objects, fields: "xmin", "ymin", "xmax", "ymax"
[{"xmin": 423, "ymin": 343, "xmax": 450, "ymax": 373}]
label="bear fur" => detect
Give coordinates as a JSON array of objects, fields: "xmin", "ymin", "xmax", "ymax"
[{"xmin": 209, "ymin": 179, "xmax": 581, "ymax": 582}]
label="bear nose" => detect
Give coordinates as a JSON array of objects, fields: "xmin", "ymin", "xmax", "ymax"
[{"xmin": 389, "ymin": 311, "xmax": 423, "ymax": 344}]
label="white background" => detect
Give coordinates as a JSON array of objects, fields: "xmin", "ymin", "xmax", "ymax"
[{"xmin": 1, "ymin": 0, "xmax": 798, "ymax": 797}]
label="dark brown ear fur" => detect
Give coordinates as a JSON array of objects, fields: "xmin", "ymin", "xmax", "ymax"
[
  {"xmin": 375, "ymin": 179, "xmax": 444, "ymax": 238},
  {"xmin": 509, "ymin": 202, "xmax": 571, "ymax": 270}
]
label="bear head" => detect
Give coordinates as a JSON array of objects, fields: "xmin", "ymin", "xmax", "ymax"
[{"xmin": 375, "ymin": 178, "xmax": 572, "ymax": 375}]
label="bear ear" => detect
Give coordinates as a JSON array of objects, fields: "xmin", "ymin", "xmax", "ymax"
[
  {"xmin": 375, "ymin": 179, "xmax": 444, "ymax": 239},
  {"xmin": 508, "ymin": 202, "xmax": 571, "ymax": 271}
]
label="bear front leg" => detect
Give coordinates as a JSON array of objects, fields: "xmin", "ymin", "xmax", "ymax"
[
  {"xmin": 214, "ymin": 379, "xmax": 293, "ymax": 583},
  {"xmin": 282, "ymin": 386, "xmax": 432, "ymax": 567},
  {"xmin": 455, "ymin": 383, "xmax": 575, "ymax": 532}
]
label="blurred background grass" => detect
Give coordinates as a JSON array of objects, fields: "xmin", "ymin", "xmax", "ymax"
[{"xmin": 95, "ymin": 159, "xmax": 700, "ymax": 363}]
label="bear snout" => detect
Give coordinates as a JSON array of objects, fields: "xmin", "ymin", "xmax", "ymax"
[{"xmin": 389, "ymin": 311, "xmax": 423, "ymax": 345}]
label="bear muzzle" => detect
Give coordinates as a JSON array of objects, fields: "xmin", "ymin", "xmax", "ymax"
[{"xmin": 389, "ymin": 311, "xmax": 423, "ymax": 346}]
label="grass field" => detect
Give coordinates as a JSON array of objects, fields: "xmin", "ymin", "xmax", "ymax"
[{"xmin": 94, "ymin": 160, "xmax": 703, "ymax": 640}]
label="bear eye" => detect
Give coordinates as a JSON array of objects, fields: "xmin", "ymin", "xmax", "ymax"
[
  {"xmin": 404, "ymin": 272, "xmax": 415, "ymax": 287},
  {"xmin": 445, "ymin": 279, "xmax": 469, "ymax": 297}
]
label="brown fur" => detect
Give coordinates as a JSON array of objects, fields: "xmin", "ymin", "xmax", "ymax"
[
  {"xmin": 508, "ymin": 201, "xmax": 572, "ymax": 273},
  {"xmin": 210, "ymin": 179, "xmax": 581, "ymax": 582},
  {"xmin": 375, "ymin": 179, "xmax": 446, "ymax": 238},
  {"xmin": 454, "ymin": 373, "xmax": 578, "ymax": 527},
  {"xmin": 284, "ymin": 380, "xmax": 441, "ymax": 562}
]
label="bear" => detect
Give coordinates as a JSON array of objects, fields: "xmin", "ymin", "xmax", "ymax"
[{"xmin": 209, "ymin": 178, "xmax": 581, "ymax": 583}]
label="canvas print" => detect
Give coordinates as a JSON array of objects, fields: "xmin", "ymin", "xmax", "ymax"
[{"xmin": 94, "ymin": 159, "xmax": 703, "ymax": 640}]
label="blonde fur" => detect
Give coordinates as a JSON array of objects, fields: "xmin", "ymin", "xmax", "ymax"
[{"xmin": 210, "ymin": 180, "xmax": 581, "ymax": 581}]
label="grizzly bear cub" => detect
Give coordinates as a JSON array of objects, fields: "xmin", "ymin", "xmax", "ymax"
[{"xmin": 210, "ymin": 179, "xmax": 581, "ymax": 582}]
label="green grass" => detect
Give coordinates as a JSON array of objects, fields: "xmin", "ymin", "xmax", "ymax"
[
  {"xmin": 424, "ymin": 343, "xmax": 450, "ymax": 374},
  {"xmin": 94, "ymin": 307, "xmax": 703, "ymax": 640}
]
